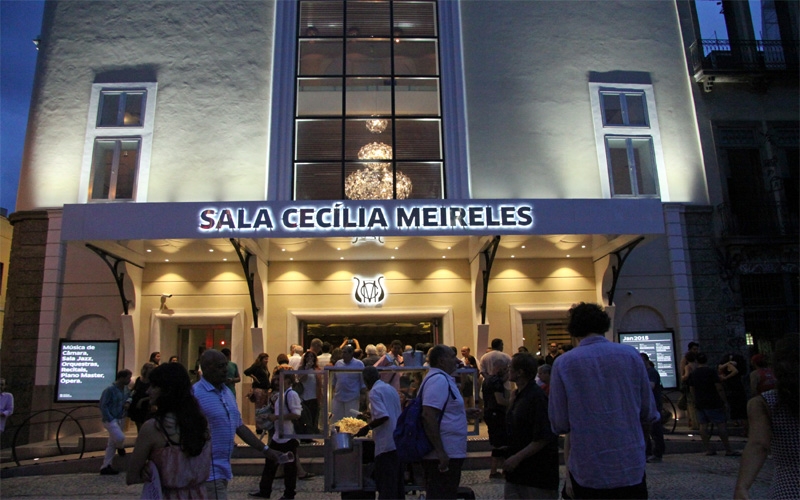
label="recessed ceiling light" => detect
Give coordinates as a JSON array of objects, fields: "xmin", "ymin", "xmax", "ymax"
[
  {"xmin": 340, "ymin": 257, "xmax": 344, "ymax": 260},
  {"xmin": 165, "ymin": 259, "xmax": 169, "ymax": 262},
  {"xmin": 566, "ymin": 254, "xmax": 570, "ymax": 258},
  {"xmin": 289, "ymin": 257, "xmax": 294, "ymax": 261},
  {"xmin": 447, "ymin": 246, "xmax": 451, "ymax": 250},
  {"xmin": 209, "ymin": 249, "xmax": 214, "ymax": 252},
  {"xmin": 146, "ymin": 249, "xmax": 152, "ymax": 253},
  {"xmin": 511, "ymin": 255, "xmax": 515, "ymax": 258},
  {"xmin": 442, "ymin": 255, "xmax": 446, "ymax": 259},
  {"xmin": 223, "ymin": 258, "xmax": 227, "ymax": 261},
  {"xmin": 394, "ymin": 246, "xmax": 399, "ymax": 250},
  {"xmin": 337, "ymin": 247, "xmax": 341, "ymax": 251},
  {"xmin": 581, "ymin": 245, "xmax": 586, "ymax": 248},
  {"xmin": 521, "ymin": 245, "xmax": 526, "ymax": 249},
  {"xmin": 391, "ymin": 256, "xmax": 395, "ymax": 259}
]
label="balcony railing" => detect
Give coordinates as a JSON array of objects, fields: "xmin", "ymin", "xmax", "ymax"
[
  {"xmin": 715, "ymin": 200, "xmax": 799, "ymax": 238},
  {"xmin": 690, "ymin": 38, "xmax": 799, "ymax": 75}
]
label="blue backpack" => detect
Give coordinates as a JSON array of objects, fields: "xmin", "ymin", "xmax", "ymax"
[{"xmin": 393, "ymin": 372, "xmax": 454, "ymax": 463}]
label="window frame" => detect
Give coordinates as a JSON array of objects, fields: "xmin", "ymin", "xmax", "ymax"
[
  {"xmin": 589, "ymin": 83, "xmax": 668, "ymax": 200},
  {"xmin": 79, "ymin": 82, "xmax": 157, "ymax": 203}
]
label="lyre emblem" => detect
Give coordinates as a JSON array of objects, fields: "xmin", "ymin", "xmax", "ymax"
[{"xmin": 353, "ymin": 275, "xmax": 386, "ymax": 305}]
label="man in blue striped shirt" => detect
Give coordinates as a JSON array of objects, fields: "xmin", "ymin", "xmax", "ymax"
[{"xmin": 193, "ymin": 349, "xmax": 285, "ymax": 499}]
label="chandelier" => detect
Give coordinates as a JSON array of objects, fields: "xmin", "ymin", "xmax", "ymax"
[{"xmin": 344, "ymin": 122, "xmax": 413, "ymax": 200}]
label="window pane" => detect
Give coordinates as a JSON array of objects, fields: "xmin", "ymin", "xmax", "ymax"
[
  {"xmin": 98, "ymin": 93, "xmax": 121, "ymax": 127},
  {"xmin": 395, "ymin": 40, "xmax": 438, "ymax": 75},
  {"xmin": 115, "ymin": 140, "xmax": 140, "ymax": 199},
  {"xmin": 631, "ymin": 138, "xmax": 657, "ymax": 195},
  {"xmin": 346, "ymin": 119, "xmax": 393, "ymax": 161},
  {"xmin": 347, "ymin": 39, "xmax": 391, "ymax": 75},
  {"xmin": 395, "ymin": 78, "xmax": 439, "ymax": 116},
  {"xmin": 347, "ymin": 1, "xmax": 390, "ymax": 37},
  {"xmin": 123, "ymin": 93, "xmax": 144, "ymax": 126},
  {"xmin": 90, "ymin": 140, "xmax": 116, "ymax": 199},
  {"xmin": 395, "ymin": 119, "xmax": 441, "ymax": 160},
  {"xmin": 299, "ymin": 40, "xmax": 343, "ymax": 76},
  {"xmin": 299, "ymin": 1, "xmax": 343, "ymax": 37},
  {"xmin": 601, "ymin": 93, "xmax": 623, "ymax": 125},
  {"xmin": 625, "ymin": 94, "xmax": 647, "ymax": 126},
  {"xmin": 607, "ymin": 137, "xmax": 632, "ymax": 195},
  {"xmin": 394, "ymin": 1, "xmax": 437, "ymax": 37},
  {"xmin": 295, "ymin": 163, "xmax": 343, "ymax": 200},
  {"xmin": 298, "ymin": 78, "xmax": 342, "ymax": 116},
  {"xmin": 345, "ymin": 78, "xmax": 390, "ymax": 116},
  {"xmin": 397, "ymin": 162, "xmax": 443, "ymax": 199},
  {"xmin": 296, "ymin": 120, "xmax": 342, "ymax": 160}
]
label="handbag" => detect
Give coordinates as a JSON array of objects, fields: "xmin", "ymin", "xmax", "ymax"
[{"xmin": 677, "ymin": 392, "xmax": 688, "ymax": 411}]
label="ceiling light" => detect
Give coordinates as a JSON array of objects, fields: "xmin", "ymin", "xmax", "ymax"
[
  {"xmin": 209, "ymin": 249, "xmax": 214, "ymax": 252},
  {"xmin": 281, "ymin": 248, "xmax": 286, "ymax": 252},
  {"xmin": 340, "ymin": 257, "xmax": 344, "ymax": 260},
  {"xmin": 521, "ymin": 245, "xmax": 526, "ymax": 249},
  {"xmin": 391, "ymin": 256, "xmax": 395, "ymax": 259},
  {"xmin": 566, "ymin": 254, "xmax": 570, "ymax": 258},
  {"xmin": 511, "ymin": 255, "xmax": 515, "ymax": 258},
  {"xmin": 223, "ymin": 258, "xmax": 227, "ymax": 261},
  {"xmin": 146, "ymin": 249, "xmax": 152, "ymax": 253},
  {"xmin": 290, "ymin": 258, "xmax": 294, "ymax": 261},
  {"xmin": 447, "ymin": 246, "xmax": 451, "ymax": 250},
  {"xmin": 365, "ymin": 117, "xmax": 388, "ymax": 134},
  {"xmin": 165, "ymin": 259, "xmax": 169, "ymax": 262},
  {"xmin": 581, "ymin": 245, "xmax": 586, "ymax": 248}
]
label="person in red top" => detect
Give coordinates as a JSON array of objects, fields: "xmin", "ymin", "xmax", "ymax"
[{"xmin": 749, "ymin": 354, "xmax": 777, "ymax": 396}]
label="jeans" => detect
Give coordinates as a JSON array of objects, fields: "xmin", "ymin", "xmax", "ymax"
[
  {"xmin": 259, "ymin": 439, "xmax": 299, "ymax": 498},
  {"xmin": 102, "ymin": 419, "xmax": 125, "ymax": 469},
  {"xmin": 422, "ymin": 458, "xmax": 465, "ymax": 499}
]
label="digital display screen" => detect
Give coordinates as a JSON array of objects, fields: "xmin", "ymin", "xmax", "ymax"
[
  {"xmin": 55, "ymin": 340, "xmax": 120, "ymax": 402},
  {"xmin": 618, "ymin": 331, "xmax": 677, "ymax": 389}
]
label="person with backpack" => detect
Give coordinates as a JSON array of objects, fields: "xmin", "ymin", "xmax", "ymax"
[
  {"xmin": 355, "ymin": 366, "xmax": 404, "ymax": 499},
  {"xmin": 419, "ymin": 344, "xmax": 480, "ymax": 499}
]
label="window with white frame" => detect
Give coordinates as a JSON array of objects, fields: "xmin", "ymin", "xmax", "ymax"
[
  {"xmin": 589, "ymin": 83, "xmax": 666, "ymax": 199},
  {"xmin": 80, "ymin": 83, "xmax": 157, "ymax": 202}
]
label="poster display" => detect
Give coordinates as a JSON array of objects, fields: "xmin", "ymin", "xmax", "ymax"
[
  {"xmin": 618, "ymin": 331, "xmax": 677, "ymax": 389},
  {"xmin": 55, "ymin": 340, "xmax": 120, "ymax": 402}
]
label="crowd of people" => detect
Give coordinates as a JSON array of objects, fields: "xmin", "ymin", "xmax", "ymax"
[{"xmin": 91, "ymin": 306, "xmax": 798, "ymax": 500}]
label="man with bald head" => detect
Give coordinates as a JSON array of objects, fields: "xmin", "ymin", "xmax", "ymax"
[
  {"xmin": 193, "ymin": 349, "xmax": 286, "ymax": 499},
  {"xmin": 331, "ymin": 345, "xmax": 365, "ymax": 424}
]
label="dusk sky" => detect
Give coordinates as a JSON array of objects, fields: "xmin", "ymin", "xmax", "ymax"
[
  {"xmin": 1, "ymin": 0, "xmax": 44, "ymax": 214},
  {"xmin": 0, "ymin": 1, "xmax": 761, "ymax": 215}
]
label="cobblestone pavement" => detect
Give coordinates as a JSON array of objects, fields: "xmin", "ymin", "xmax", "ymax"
[{"xmin": 0, "ymin": 453, "xmax": 773, "ymax": 499}]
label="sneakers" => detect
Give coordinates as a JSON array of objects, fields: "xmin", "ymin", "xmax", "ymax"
[
  {"xmin": 100, "ymin": 466, "xmax": 119, "ymax": 475},
  {"xmin": 117, "ymin": 447, "xmax": 126, "ymax": 457},
  {"xmin": 646, "ymin": 455, "xmax": 662, "ymax": 463}
]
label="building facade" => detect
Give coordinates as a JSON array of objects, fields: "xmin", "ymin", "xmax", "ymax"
[{"xmin": 2, "ymin": 0, "xmax": 797, "ymax": 429}]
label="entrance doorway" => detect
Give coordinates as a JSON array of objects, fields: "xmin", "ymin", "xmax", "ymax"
[
  {"xmin": 301, "ymin": 319, "xmax": 437, "ymax": 351},
  {"xmin": 178, "ymin": 324, "xmax": 232, "ymax": 372},
  {"xmin": 522, "ymin": 318, "xmax": 570, "ymax": 356}
]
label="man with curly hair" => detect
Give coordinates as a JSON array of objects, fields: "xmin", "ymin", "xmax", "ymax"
[{"xmin": 549, "ymin": 302, "xmax": 659, "ymax": 499}]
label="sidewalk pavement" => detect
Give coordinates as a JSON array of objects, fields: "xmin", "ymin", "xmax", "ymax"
[{"xmin": 0, "ymin": 452, "xmax": 773, "ymax": 499}]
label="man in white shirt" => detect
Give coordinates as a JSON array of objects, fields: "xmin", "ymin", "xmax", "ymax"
[
  {"xmin": 479, "ymin": 338, "xmax": 512, "ymax": 379},
  {"xmin": 356, "ymin": 366, "xmax": 403, "ymax": 499},
  {"xmin": 288, "ymin": 344, "xmax": 303, "ymax": 370},
  {"xmin": 331, "ymin": 345, "xmax": 366, "ymax": 423}
]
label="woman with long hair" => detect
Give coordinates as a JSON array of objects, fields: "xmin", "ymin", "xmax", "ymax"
[
  {"xmin": 244, "ymin": 353, "xmax": 270, "ymax": 408},
  {"xmin": 299, "ymin": 350, "xmax": 323, "ymax": 434},
  {"xmin": 127, "ymin": 363, "xmax": 211, "ymax": 499},
  {"xmin": 129, "ymin": 362, "xmax": 156, "ymax": 432},
  {"xmin": 734, "ymin": 334, "xmax": 799, "ymax": 499}
]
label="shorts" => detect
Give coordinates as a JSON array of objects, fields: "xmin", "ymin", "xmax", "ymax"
[{"xmin": 696, "ymin": 407, "xmax": 727, "ymax": 424}]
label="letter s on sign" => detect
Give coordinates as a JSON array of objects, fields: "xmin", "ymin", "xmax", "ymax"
[{"xmin": 200, "ymin": 210, "xmax": 216, "ymax": 230}]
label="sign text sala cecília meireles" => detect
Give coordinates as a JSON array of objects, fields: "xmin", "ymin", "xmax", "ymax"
[{"xmin": 198, "ymin": 202, "xmax": 534, "ymax": 234}]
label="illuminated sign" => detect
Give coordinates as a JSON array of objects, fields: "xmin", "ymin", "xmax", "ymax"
[
  {"xmin": 353, "ymin": 236, "xmax": 385, "ymax": 245},
  {"xmin": 197, "ymin": 202, "xmax": 534, "ymax": 236},
  {"xmin": 619, "ymin": 331, "xmax": 677, "ymax": 389},
  {"xmin": 61, "ymin": 198, "xmax": 667, "ymax": 241},
  {"xmin": 353, "ymin": 275, "xmax": 387, "ymax": 306}
]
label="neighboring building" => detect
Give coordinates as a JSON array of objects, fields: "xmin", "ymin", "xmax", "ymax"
[
  {"xmin": 679, "ymin": 0, "xmax": 799, "ymax": 357},
  {"xmin": 2, "ymin": 0, "xmax": 796, "ymax": 432},
  {"xmin": 0, "ymin": 209, "xmax": 11, "ymax": 347}
]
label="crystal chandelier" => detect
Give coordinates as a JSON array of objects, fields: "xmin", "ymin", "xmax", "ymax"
[{"xmin": 344, "ymin": 122, "xmax": 413, "ymax": 200}]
